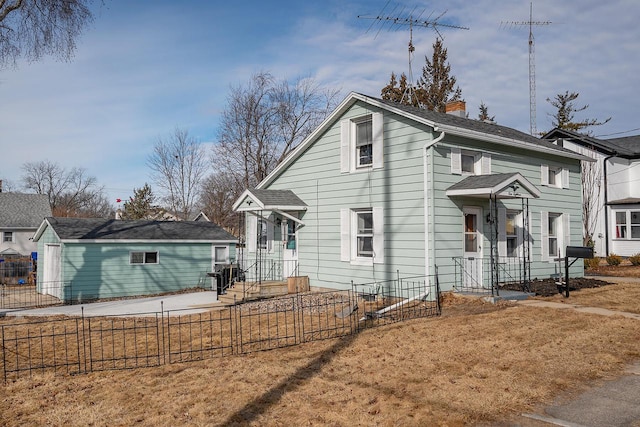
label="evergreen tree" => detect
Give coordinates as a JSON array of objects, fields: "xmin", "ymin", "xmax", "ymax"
[
  {"xmin": 546, "ymin": 91, "xmax": 610, "ymax": 133},
  {"xmin": 380, "ymin": 38, "xmax": 462, "ymax": 112},
  {"xmin": 478, "ymin": 101, "xmax": 495, "ymax": 122},
  {"xmin": 122, "ymin": 183, "xmax": 156, "ymax": 220},
  {"xmin": 380, "ymin": 72, "xmax": 414, "ymax": 106}
]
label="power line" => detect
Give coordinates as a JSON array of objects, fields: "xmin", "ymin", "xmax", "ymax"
[{"xmin": 595, "ymin": 127, "xmax": 640, "ymax": 138}]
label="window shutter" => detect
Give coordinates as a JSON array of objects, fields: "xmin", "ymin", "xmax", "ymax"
[
  {"xmin": 372, "ymin": 112, "xmax": 384, "ymax": 170},
  {"xmin": 340, "ymin": 119, "xmax": 350, "ymax": 173},
  {"xmin": 481, "ymin": 153, "xmax": 492, "ymax": 175},
  {"xmin": 498, "ymin": 207, "xmax": 507, "ymax": 257},
  {"xmin": 562, "ymin": 213, "xmax": 571, "ymax": 257},
  {"xmin": 541, "ymin": 165, "xmax": 549, "ymax": 186},
  {"xmin": 541, "ymin": 211, "xmax": 549, "ymax": 261},
  {"xmin": 373, "ymin": 207, "xmax": 384, "ymax": 264},
  {"xmin": 340, "ymin": 209, "xmax": 350, "ymax": 262},
  {"xmin": 247, "ymin": 215, "xmax": 257, "ymax": 253},
  {"xmin": 562, "ymin": 168, "xmax": 570, "ymax": 189},
  {"xmin": 451, "ymin": 147, "xmax": 462, "ymax": 175}
]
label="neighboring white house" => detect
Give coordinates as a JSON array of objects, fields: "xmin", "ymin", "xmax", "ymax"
[
  {"xmin": 0, "ymin": 193, "xmax": 51, "ymax": 258},
  {"xmin": 234, "ymin": 92, "xmax": 591, "ymax": 294},
  {"xmin": 543, "ymin": 128, "xmax": 640, "ymax": 257}
]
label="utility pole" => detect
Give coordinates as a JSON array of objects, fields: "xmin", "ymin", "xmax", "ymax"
[{"xmin": 501, "ymin": 2, "xmax": 552, "ymax": 136}]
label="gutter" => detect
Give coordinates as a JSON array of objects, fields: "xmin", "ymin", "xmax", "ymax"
[{"xmin": 603, "ymin": 153, "xmax": 617, "ymax": 256}]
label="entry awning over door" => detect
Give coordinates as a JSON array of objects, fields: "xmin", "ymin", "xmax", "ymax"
[
  {"xmin": 445, "ymin": 172, "xmax": 541, "ymax": 199},
  {"xmin": 232, "ymin": 189, "xmax": 308, "ymax": 225}
]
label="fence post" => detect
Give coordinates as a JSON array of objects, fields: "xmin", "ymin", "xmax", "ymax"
[
  {"xmin": 1, "ymin": 324, "xmax": 6, "ymax": 383},
  {"xmin": 161, "ymin": 302, "xmax": 166, "ymax": 365}
]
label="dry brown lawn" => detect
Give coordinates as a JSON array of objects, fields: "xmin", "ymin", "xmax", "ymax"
[
  {"xmin": 538, "ymin": 281, "xmax": 640, "ymax": 314},
  {"xmin": 1, "ymin": 290, "xmax": 639, "ymax": 427}
]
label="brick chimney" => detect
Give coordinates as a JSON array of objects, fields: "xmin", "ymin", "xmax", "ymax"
[{"xmin": 445, "ymin": 100, "xmax": 466, "ymax": 118}]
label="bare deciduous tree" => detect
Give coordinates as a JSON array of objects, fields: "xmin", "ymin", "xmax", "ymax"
[
  {"xmin": 214, "ymin": 72, "xmax": 340, "ymax": 190},
  {"xmin": 148, "ymin": 127, "xmax": 208, "ymax": 220},
  {"xmin": 582, "ymin": 156, "xmax": 602, "ymax": 247},
  {"xmin": 198, "ymin": 171, "xmax": 241, "ymax": 235},
  {"xmin": 21, "ymin": 160, "xmax": 108, "ymax": 217},
  {"xmin": 0, "ymin": 0, "xmax": 95, "ymax": 68}
]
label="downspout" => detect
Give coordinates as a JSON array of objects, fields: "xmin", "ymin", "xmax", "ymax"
[
  {"xmin": 602, "ymin": 153, "xmax": 617, "ymax": 256},
  {"xmin": 424, "ymin": 129, "xmax": 446, "ymax": 280}
]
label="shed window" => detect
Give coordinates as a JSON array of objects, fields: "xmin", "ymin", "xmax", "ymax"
[{"xmin": 130, "ymin": 251, "xmax": 159, "ymax": 264}]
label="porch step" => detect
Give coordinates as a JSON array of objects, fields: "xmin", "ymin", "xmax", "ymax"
[{"xmin": 218, "ymin": 281, "xmax": 288, "ymax": 305}]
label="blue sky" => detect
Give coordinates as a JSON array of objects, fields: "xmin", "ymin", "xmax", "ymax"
[{"xmin": 1, "ymin": 0, "xmax": 639, "ymax": 206}]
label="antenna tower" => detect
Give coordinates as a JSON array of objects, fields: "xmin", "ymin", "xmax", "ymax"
[
  {"xmin": 358, "ymin": 3, "xmax": 468, "ymax": 105},
  {"xmin": 501, "ymin": 2, "xmax": 551, "ymax": 135}
]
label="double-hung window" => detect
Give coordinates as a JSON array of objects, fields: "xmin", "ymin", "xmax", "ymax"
[
  {"xmin": 548, "ymin": 213, "xmax": 560, "ymax": 258},
  {"xmin": 258, "ymin": 219, "xmax": 268, "ymax": 250},
  {"xmin": 506, "ymin": 211, "xmax": 519, "ymax": 257},
  {"xmin": 451, "ymin": 148, "xmax": 491, "ymax": 175},
  {"xmin": 355, "ymin": 210, "xmax": 374, "ymax": 257},
  {"xmin": 541, "ymin": 165, "xmax": 569, "ymax": 188},
  {"xmin": 340, "ymin": 112, "xmax": 383, "ymax": 173},
  {"xmin": 355, "ymin": 119, "xmax": 373, "ymax": 168},
  {"xmin": 340, "ymin": 207, "xmax": 384, "ymax": 265},
  {"xmin": 3, "ymin": 231, "xmax": 13, "ymax": 243},
  {"xmin": 541, "ymin": 211, "xmax": 569, "ymax": 261},
  {"xmin": 616, "ymin": 212, "xmax": 627, "ymax": 238}
]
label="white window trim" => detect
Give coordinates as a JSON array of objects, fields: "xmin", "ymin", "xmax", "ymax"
[
  {"xmin": 541, "ymin": 211, "xmax": 570, "ymax": 261},
  {"xmin": 3, "ymin": 231, "xmax": 14, "ymax": 243},
  {"xmin": 541, "ymin": 165, "xmax": 569, "ymax": 189},
  {"xmin": 340, "ymin": 207, "xmax": 384, "ymax": 265},
  {"xmin": 213, "ymin": 246, "xmax": 229, "ymax": 267},
  {"xmin": 451, "ymin": 148, "xmax": 491, "ymax": 175},
  {"xmin": 129, "ymin": 251, "xmax": 159, "ymax": 265},
  {"xmin": 247, "ymin": 214, "xmax": 274, "ymax": 253},
  {"xmin": 340, "ymin": 112, "xmax": 383, "ymax": 173},
  {"xmin": 498, "ymin": 208, "xmax": 523, "ymax": 258},
  {"xmin": 613, "ymin": 209, "xmax": 640, "ymax": 240}
]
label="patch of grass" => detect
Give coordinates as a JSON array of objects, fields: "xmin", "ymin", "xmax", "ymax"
[{"xmin": 1, "ymin": 293, "xmax": 639, "ymax": 426}]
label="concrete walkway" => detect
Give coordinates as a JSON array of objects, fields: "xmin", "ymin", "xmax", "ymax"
[
  {"xmin": 0, "ymin": 291, "xmax": 222, "ymax": 317},
  {"xmin": 511, "ymin": 277, "xmax": 640, "ymax": 426}
]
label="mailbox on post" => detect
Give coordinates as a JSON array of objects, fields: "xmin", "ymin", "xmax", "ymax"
[{"xmin": 559, "ymin": 246, "xmax": 594, "ymax": 297}]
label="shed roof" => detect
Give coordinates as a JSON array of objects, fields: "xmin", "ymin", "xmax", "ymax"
[
  {"xmin": 34, "ymin": 217, "xmax": 237, "ymax": 242},
  {"xmin": 0, "ymin": 193, "xmax": 52, "ymax": 228}
]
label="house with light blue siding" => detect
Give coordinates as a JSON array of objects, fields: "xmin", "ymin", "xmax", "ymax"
[
  {"xmin": 32, "ymin": 217, "xmax": 237, "ymax": 303},
  {"xmin": 233, "ymin": 92, "xmax": 591, "ymax": 295}
]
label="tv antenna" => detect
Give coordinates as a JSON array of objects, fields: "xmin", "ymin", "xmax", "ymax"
[
  {"xmin": 358, "ymin": 2, "xmax": 469, "ymax": 105},
  {"xmin": 501, "ymin": 2, "xmax": 552, "ymax": 135}
]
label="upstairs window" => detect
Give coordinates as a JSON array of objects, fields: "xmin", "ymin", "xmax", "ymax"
[
  {"xmin": 340, "ymin": 112, "xmax": 383, "ymax": 173},
  {"xmin": 3, "ymin": 231, "xmax": 13, "ymax": 243},
  {"xmin": 355, "ymin": 119, "xmax": 373, "ymax": 167},
  {"xmin": 541, "ymin": 165, "xmax": 569, "ymax": 189},
  {"xmin": 451, "ymin": 148, "xmax": 491, "ymax": 175}
]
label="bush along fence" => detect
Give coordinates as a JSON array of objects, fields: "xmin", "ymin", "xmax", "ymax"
[{"xmin": 1, "ymin": 273, "xmax": 440, "ymax": 382}]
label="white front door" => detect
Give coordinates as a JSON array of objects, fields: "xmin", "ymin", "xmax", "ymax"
[
  {"xmin": 282, "ymin": 220, "xmax": 298, "ymax": 279},
  {"xmin": 42, "ymin": 244, "xmax": 61, "ymax": 298},
  {"xmin": 463, "ymin": 207, "xmax": 484, "ymax": 289}
]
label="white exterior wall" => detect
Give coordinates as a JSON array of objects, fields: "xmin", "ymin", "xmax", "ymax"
[{"xmin": 0, "ymin": 228, "xmax": 38, "ymax": 257}]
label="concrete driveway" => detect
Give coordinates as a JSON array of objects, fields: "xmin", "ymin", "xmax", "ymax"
[{"xmin": 0, "ymin": 291, "xmax": 221, "ymax": 317}]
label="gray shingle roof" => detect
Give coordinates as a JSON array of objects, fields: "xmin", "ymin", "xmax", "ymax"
[
  {"xmin": 446, "ymin": 173, "xmax": 520, "ymax": 191},
  {"xmin": 0, "ymin": 193, "xmax": 52, "ymax": 228},
  {"xmin": 250, "ymin": 189, "xmax": 307, "ymax": 208},
  {"xmin": 543, "ymin": 128, "xmax": 640, "ymax": 158},
  {"xmin": 44, "ymin": 217, "xmax": 237, "ymax": 241},
  {"xmin": 372, "ymin": 96, "xmax": 584, "ymax": 157}
]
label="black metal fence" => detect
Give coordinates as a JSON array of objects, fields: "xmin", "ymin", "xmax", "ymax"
[
  {"xmin": 0, "ymin": 282, "xmax": 66, "ymax": 309},
  {"xmin": 1, "ymin": 274, "xmax": 440, "ymax": 382},
  {"xmin": 452, "ymin": 256, "xmax": 530, "ymax": 294}
]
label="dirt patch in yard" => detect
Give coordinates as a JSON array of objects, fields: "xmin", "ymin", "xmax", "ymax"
[{"xmin": 502, "ymin": 277, "xmax": 613, "ymax": 297}]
